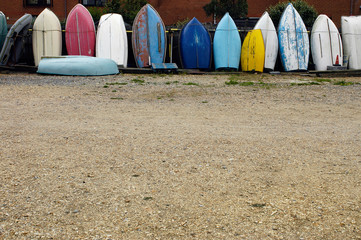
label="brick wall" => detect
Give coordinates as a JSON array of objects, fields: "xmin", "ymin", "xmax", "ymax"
[
  {"xmin": 150, "ymin": 0, "xmax": 352, "ymax": 28},
  {"xmin": 0, "ymin": 0, "xmax": 355, "ymax": 27},
  {"xmin": 0, "ymin": 0, "xmax": 79, "ymax": 23}
]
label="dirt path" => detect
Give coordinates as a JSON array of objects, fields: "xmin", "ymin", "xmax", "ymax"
[{"xmin": 1, "ymin": 72, "xmax": 360, "ymax": 239}]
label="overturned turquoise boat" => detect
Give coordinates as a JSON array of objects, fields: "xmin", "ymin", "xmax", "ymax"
[{"xmin": 37, "ymin": 56, "xmax": 119, "ymax": 76}]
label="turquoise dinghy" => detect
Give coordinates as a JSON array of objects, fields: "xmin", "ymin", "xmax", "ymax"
[
  {"xmin": 37, "ymin": 56, "xmax": 119, "ymax": 76},
  {"xmin": 213, "ymin": 13, "xmax": 241, "ymax": 70}
]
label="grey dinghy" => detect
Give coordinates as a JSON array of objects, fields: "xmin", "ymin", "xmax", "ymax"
[{"xmin": 0, "ymin": 14, "xmax": 32, "ymax": 66}]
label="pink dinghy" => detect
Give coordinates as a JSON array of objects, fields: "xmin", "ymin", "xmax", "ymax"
[{"xmin": 65, "ymin": 4, "xmax": 96, "ymax": 56}]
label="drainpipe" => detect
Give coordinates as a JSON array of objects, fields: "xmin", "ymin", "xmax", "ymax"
[
  {"xmin": 350, "ymin": 0, "xmax": 353, "ymax": 15},
  {"xmin": 65, "ymin": 0, "xmax": 67, "ymax": 20}
]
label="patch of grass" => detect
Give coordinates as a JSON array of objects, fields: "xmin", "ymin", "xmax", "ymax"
[
  {"xmin": 228, "ymin": 74, "xmax": 240, "ymax": 80},
  {"xmin": 110, "ymin": 97, "xmax": 123, "ymax": 100},
  {"xmin": 143, "ymin": 197, "xmax": 153, "ymax": 201},
  {"xmin": 103, "ymin": 85, "xmax": 109, "ymax": 88},
  {"xmin": 251, "ymin": 203, "xmax": 266, "ymax": 208},
  {"xmin": 258, "ymin": 82, "xmax": 276, "ymax": 89},
  {"xmin": 165, "ymin": 81, "xmax": 179, "ymax": 85},
  {"xmin": 154, "ymin": 73, "xmax": 168, "ymax": 78},
  {"xmin": 225, "ymin": 79, "xmax": 239, "ymax": 85},
  {"xmin": 201, "ymin": 100, "xmax": 208, "ymax": 103},
  {"xmin": 239, "ymin": 81, "xmax": 254, "ymax": 86},
  {"xmin": 106, "ymin": 82, "xmax": 128, "ymax": 86},
  {"xmin": 183, "ymin": 82, "xmax": 199, "ymax": 86},
  {"xmin": 293, "ymin": 82, "xmax": 321, "ymax": 86},
  {"xmin": 131, "ymin": 78, "xmax": 145, "ymax": 84},
  {"xmin": 315, "ymin": 78, "xmax": 332, "ymax": 83},
  {"xmin": 333, "ymin": 80, "xmax": 358, "ymax": 86},
  {"xmin": 112, "ymin": 90, "xmax": 117, "ymax": 92}
]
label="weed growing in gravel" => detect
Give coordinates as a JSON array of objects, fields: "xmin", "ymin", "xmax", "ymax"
[
  {"xmin": 258, "ymin": 81, "xmax": 277, "ymax": 89},
  {"xmin": 152, "ymin": 73, "xmax": 168, "ymax": 78},
  {"xmin": 110, "ymin": 97, "xmax": 123, "ymax": 100},
  {"xmin": 131, "ymin": 76, "xmax": 145, "ymax": 84},
  {"xmin": 315, "ymin": 78, "xmax": 332, "ymax": 83},
  {"xmin": 251, "ymin": 203, "xmax": 266, "ymax": 208},
  {"xmin": 333, "ymin": 80, "xmax": 359, "ymax": 86},
  {"xmin": 106, "ymin": 82, "xmax": 128, "ymax": 86},
  {"xmin": 165, "ymin": 81, "xmax": 179, "ymax": 85},
  {"xmin": 183, "ymin": 82, "xmax": 199, "ymax": 86},
  {"xmin": 239, "ymin": 81, "xmax": 254, "ymax": 86},
  {"xmin": 291, "ymin": 82, "xmax": 320, "ymax": 86},
  {"xmin": 225, "ymin": 79, "xmax": 239, "ymax": 85}
]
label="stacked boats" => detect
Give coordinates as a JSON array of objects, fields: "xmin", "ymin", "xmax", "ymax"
[{"xmin": 0, "ymin": 3, "xmax": 361, "ymax": 75}]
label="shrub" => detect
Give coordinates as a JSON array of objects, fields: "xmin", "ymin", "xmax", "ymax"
[
  {"xmin": 267, "ymin": 0, "xmax": 318, "ymax": 28},
  {"xmin": 88, "ymin": 0, "xmax": 147, "ymax": 24},
  {"xmin": 203, "ymin": 0, "xmax": 248, "ymax": 20},
  {"xmin": 88, "ymin": 7, "xmax": 105, "ymax": 23}
]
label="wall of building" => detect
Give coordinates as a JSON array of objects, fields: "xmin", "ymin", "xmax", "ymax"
[
  {"xmin": 0, "ymin": 0, "xmax": 358, "ymax": 27},
  {"xmin": 0, "ymin": 0, "xmax": 79, "ymax": 23}
]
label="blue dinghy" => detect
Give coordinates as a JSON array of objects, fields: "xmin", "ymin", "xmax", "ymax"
[
  {"xmin": 213, "ymin": 13, "xmax": 241, "ymax": 70},
  {"xmin": 37, "ymin": 56, "xmax": 119, "ymax": 76},
  {"xmin": 179, "ymin": 17, "xmax": 211, "ymax": 69},
  {"xmin": 278, "ymin": 3, "xmax": 309, "ymax": 71},
  {"xmin": 132, "ymin": 4, "xmax": 166, "ymax": 68}
]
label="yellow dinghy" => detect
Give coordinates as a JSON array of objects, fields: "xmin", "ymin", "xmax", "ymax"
[{"xmin": 241, "ymin": 29, "xmax": 265, "ymax": 72}]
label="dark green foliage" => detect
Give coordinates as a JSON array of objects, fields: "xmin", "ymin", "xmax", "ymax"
[
  {"xmin": 267, "ymin": 0, "xmax": 318, "ymax": 28},
  {"xmin": 87, "ymin": 7, "xmax": 106, "ymax": 23},
  {"xmin": 203, "ymin": 0, "xmax": 248, "ymax": 20},
  {"xmin": 119, "ymin": 0, "xmax": 148, "ymax": 23},
  {"xmin": 105, "ymin": 0, "xmax": 121, "ymax": 13},
  {"xmin": 88, "ymin": 0, "xmax": 147, "ymax": 24}
]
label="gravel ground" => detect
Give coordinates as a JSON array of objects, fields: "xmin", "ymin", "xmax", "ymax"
[{"xmin": 0, "ymin": 72, "xmax": 360, "ymax": 239}]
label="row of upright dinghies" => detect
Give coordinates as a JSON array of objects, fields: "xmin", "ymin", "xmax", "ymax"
[{"xmin": 0, "ymin": 3, "xmax": 360, "ymax": 75}]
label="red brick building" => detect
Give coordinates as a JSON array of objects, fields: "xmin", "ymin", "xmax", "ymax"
[{"xmin": 0, "ymin": 0, "xmax": 359, "ymax": 27}]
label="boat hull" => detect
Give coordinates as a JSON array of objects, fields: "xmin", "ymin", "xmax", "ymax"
[
  {"xmin": 254, "ymin": 11, "xmax": 278, "ymax": 71},
  {"xmin": 0, "ymin": 14, "xmax": 32, "ymax": 66},
  {"xmin": 37, "ymin": 56, "xmax": 119, "ymax": 76},
  {"xmin": 179, "ymin": 17, "xmax": 211, "ymax": 69},
  {"xmin": 341, "ymin": 16, "xmax": 361, "ymax": 69},
  {"xmin": 0, "ymin": 11, "xmax": 7, "ymax": 51},
  {"xmin": 132, "ymin": 4, "xmax": 166, "ymax": 68},
  {"xmin": 278, "ymin": 3, "xmax": 309, "ymax": 71},
  {"xmin": 65, "ymin": 4, "xmax": 96, "ymax": 56},
  {"xmin": 96, "ymin": 13, "xmax": 128, "ymax": 67},
  {"xmin": 311, "ymin": 14, "xmax": 343, "ymax": 71},
  {"xmin": 32, "ymin": 8, "xmax": 62, "ymax": 67},
  {"xmin": 241, "ymin": 29, "xmax": 265, "ymax": 72},
  {"xmin": 213, "ymin": 13, "xmax": 241, "ymax": 70}
]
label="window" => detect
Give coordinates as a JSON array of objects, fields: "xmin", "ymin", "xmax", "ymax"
[
  {"xmin": 82, "ymin": 0, "xmax": 107, "ymax": 7},
  {"xmin": 24, "ymin": 0, "xmax": 52, "ymax": 6}
]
